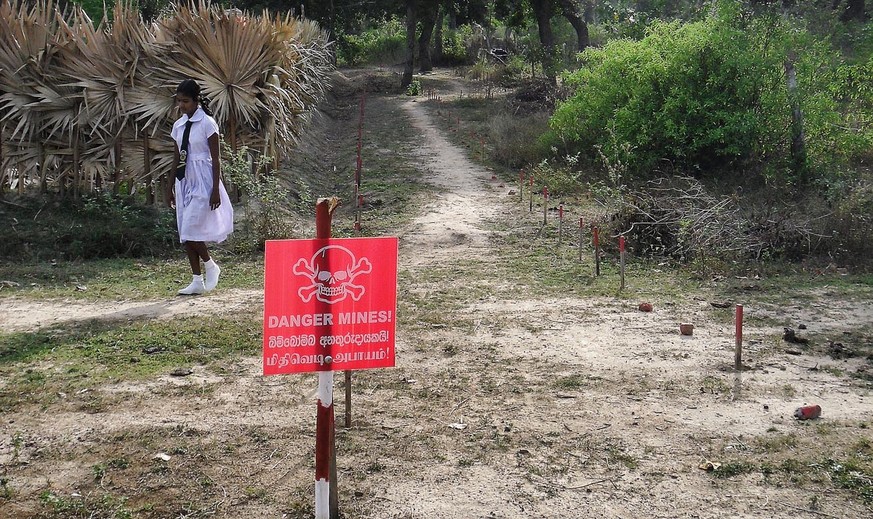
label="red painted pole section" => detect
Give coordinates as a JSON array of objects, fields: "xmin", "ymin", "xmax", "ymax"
[
  {"xmin": 315, "ymin": 198, "xmax": 339, "ymax": 519},
  {"xmin": 735, "ymin": 304, "xmax": 744, "ymax": 371}
]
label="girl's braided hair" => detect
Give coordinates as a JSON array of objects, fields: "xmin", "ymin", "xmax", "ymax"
[{"xmin": 176, "ymin": 79, "xmax": 213, "ymax": 116}]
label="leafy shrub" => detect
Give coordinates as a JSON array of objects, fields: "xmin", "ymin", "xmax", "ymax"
[
  {"xmin": 550, "ymin": 2, "xmax": 869, "ymax": 184},
  {"xmin": 222, "ymin": 144, "xmax": 295, "ymax": 252},
  {"xmin": 441, "ymin": 26, "xmax": 472, "ymax": 65},
  {"xmin": 337, "ymin": 16, "xmax": 405, "ymax": 66},
  {"xmin": 405, "ymin": 79, "xmax": 422, "ymax": 96},
  {"xmin": 0, "ymin": 192, "xmax": 176, "ymax": 261}
]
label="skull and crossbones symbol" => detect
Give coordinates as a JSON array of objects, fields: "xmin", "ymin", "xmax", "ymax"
[{"xmin": 293, "ymin": 245, "xmax": 372, "ymax": 304}]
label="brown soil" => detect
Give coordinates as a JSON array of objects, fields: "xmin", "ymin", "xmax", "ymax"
[{"xmin": 1, "ymin": 69, "xmax": 872, "ymax": 519}]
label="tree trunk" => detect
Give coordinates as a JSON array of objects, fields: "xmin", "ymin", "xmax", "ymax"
[
  {"xmin": 558, "ymin": 0, "xmax": 589, "ymax": 52},
  {"xmin": 784, "ymin": 52, "xmax": 808, "ymax": 184},
  {"xmin": 402, "ymin": 0, "xmax": 416, "ymax": 88},
  {"xmin": 418, "ymin": 3, "xmax": 439, "ymax": 72},
  {"xmin": 433, "ymin": 6, "xmax": 444, "ymax": 64},
  {"xmin": 530, "ymin": 0, "xmax": 557, "ymax": 84},
  {"xmin": 839, "ymin": 0, "xmax": 866, "ymax": 21}
]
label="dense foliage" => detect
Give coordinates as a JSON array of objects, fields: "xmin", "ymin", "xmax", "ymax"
[{"xmin": 549, "ymin": 2, "xmax": 872, "ymax": 184}]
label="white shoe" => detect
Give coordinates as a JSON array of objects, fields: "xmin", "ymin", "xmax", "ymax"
[
  {"xmin": 178, "ymin": 275, "xmax": 206, "ymax": 295},
  {"xmin": 204, "ymin": 262, "xmax": 221, "ymax": 292}
]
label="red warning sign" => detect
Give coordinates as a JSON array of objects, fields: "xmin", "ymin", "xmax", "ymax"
[{"xmin": 263, "ymin": 237, "xmax": 398, "ymax": 375}]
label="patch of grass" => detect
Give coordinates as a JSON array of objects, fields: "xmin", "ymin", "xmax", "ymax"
[
  {"xmin": 39, "ymin": 490, "xmax": 133, "ymax": 519},
  {"xmin": 713, "ymin": 460, "xmax": 758, "ymax": 478},
  {"xmin": 0, "ymin": 316, "xmax": 261, "ymax": 411},
  {"xmin": 554, "ymin": 374, "xmax": 588, "ymax": 390},
  {"xmin": 0, "ymin": 253, "xmax": 264, "ymax": 301},
  {"xmin": 756, "ymin": 432, "xmax": 799, "ymax": 453},
  {"xmin": 714, "ymin": 433, "xmax": 873, "ymax": 505}
]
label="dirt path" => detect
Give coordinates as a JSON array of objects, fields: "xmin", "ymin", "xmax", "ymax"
[
  {"xmin": 1, "ymin": 72, "xmax": 872, "ymax": 519},
  {"xmin": 397, "ymin": 99, "xmax": 497, "ymax": 267}
]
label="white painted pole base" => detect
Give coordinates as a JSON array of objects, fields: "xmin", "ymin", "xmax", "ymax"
[{"xmin": 315, "ymin": 478, "xmax": 330, "ymax": 519}]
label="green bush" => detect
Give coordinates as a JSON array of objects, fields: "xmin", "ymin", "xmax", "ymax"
[
  {"xmin": 0, "ymin": 192, "xmax": 176, "ymax": 261},
  {"xmin": 337, "ymin": 16, "xmax": 406, "ymax": 66},
  {"xmin": 222, "ymin": 144, "xmax": 295, "ymax": 252},
  {"xmin": 549, "ymin": 1, "xmax": 870, "ymax": 185},
  {"xmin": 441, "ymin": 26, "xmax": 472, "ymax": 65}
]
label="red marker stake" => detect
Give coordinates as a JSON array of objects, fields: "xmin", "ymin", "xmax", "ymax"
[
  {"xmin": 735, "ymin": 304, "xmax": 744, "ymax": 371},
  {"xmin": 593, "ymin": 226, "xmax": 601, "ymax": 276},
  {"xmin": 315, "ymin": 199, "xmax": 339, "ymax": 519},
  {"xmin": 619, "ymin": 236, "xmax": 626, "ymax": 291}
]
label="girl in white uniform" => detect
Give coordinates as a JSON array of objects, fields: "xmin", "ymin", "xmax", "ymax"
[{"xmin": 168, "ymin": 79, "xmax": 234, "ymax": 295}]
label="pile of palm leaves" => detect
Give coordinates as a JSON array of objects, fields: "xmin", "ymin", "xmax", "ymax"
[{"xmin": 0, "ymin": 0, "xmax": 332, "ymax": 199}]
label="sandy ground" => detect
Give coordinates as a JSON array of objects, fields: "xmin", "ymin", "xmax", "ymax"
[{"xmin": 1, "ymin": 70, "xmax": 872, "ymax": 518}]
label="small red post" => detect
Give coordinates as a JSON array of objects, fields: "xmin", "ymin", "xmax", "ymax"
[
  {"xmin": 619, "ymin": 236, "xmax": 626, "ymax": 290},
  {"xmin": 314, "ymin": 198, "xmax": 340, "ymax": 519},
  {"xmin": 593, "ymin": 226, "xmax": 600, "ymax": 276},
  {"xmin": 735, "ymin": 304, "xmax": 744, "ymax": 371}
]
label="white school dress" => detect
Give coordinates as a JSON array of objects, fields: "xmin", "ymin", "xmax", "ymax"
[{"xmin": 171, "ymin": 107, "xmax": 234, "ymax": 243}]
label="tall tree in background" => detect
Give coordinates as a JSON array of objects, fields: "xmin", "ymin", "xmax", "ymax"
[
  {"xmin": 529, "ymin": 0, "xmax": 557, "ymax": 84},
  {"xmin": 418, "ymin": 1, "xmax": 441, "ymax": 72},
  {"xmin": 835, "ymin": 0, "xmax": 867, "ymax": 21},
  {"xmin": 402, "ymin": 0, "xmax": 417, "ymax": 87},
  {"xmin": 558, "ymin": 0, "xmax": 589, "ymax": 51}
]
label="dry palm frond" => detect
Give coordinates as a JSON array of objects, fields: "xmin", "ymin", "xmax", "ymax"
[
  {"xmin": 0, "ymin": 0, "xmax": 76, "ymax": 142},
  {"xmin": 1, "ymin": 0, "xmax": 333, "ymax": 195}
]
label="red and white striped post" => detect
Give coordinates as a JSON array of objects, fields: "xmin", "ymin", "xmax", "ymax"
[
  {"xmin": 578, "ymin": 218, "xmax": 584, "ymax": 262},
  {"xmin": 542, "ymin": 186, "xmax": 549, "ymax": 226},
  {"xmin": 735, "ymin": 304, "xmax": 744, "ymax": 371},
  {"xmin": 619, "ymin": 236, "xmax": 626, "ymax": 290},
  {"xmin": 314, "ymin": 199, "xmax": 339, "ymax": 519},
  {"xmin": 593, "ymin": 226, "xmax": 601, "ymax": 276},
  {"xmin": 558, "ymin": 203, "xmax": 564, "ymax": 244}
]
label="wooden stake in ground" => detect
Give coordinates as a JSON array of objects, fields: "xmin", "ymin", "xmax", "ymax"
[
  {"xmin": 735, "ymin": 304, "xmax": 744, "ymax": 371},
  {"xmin": 542, "ymin": 186, "xmax": 549, "ymax": 226},
  {"xmin": 314, "ymin": 198, "xmax": 340, "ymax": 519},
  {"xmin": 619, "ymin": 235, "xmax": 626, "ymax": 290},
  {"xmin": 593, "ymin": 226, "xmax": 601, "ymax": 276}
]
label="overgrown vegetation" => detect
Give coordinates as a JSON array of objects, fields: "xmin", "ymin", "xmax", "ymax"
[
  {"xmin": 549, "ymin": 2, "xmax": 871, "ymax": 183},
  {"xmin": 0, "ymin": 193, "xmax": 176, "ymax": 261}
]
